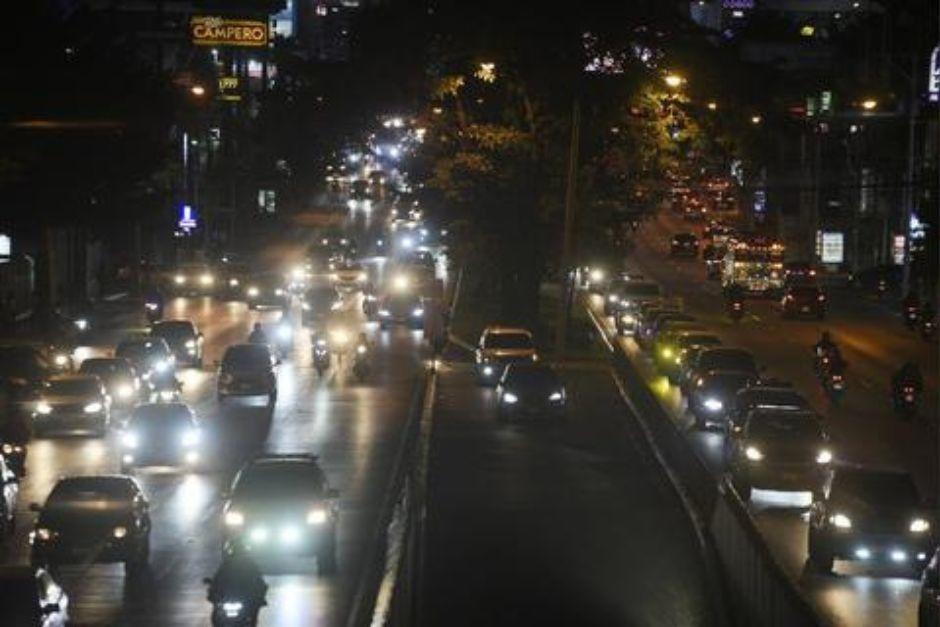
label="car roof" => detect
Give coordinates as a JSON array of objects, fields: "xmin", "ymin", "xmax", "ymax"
[
  {"xmin": 152, "ymin": 319, "xmax": 195, "ymax": 329},
  {"xmin": 48, "ymin": 373, "xmax": 99, "ymax": 384},
  {"xmin": 482, "ymin": 326, "xmax": 532, "ymax": 336},
  {"xmin": 746, "ymin": 408, "xmax": 819, "ymax": 423}
]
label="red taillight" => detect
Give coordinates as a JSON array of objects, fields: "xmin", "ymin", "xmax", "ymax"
[{"xmin": 832, "ymin": 375, "xmax": 843, "ymax": 382}]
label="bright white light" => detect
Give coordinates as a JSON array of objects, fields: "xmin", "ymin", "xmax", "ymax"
[
  {"xmin": 401, "ymin": 236, "xmax": 414, "ymax": 249},
  {"xmin": 703, "ymin": 398, "xmax": 724, "ymax": 412},
  {"xmin": 199, "ymin": 273, "xmax": 214, "ymax": 286},
  {"xmin": 745, "ymin": 446, "xmax": 763, "ymax": 461},
  {"xmin": 250, "ymin": 527, "xmax": 269, "ymax": 543},
  {"xmin": 247, "ymin": 287, "xmax": 259, "ymax": 297},
  {"xmin": 307, "ymin": 508, "xmax": 328, "ymax": 525},
  {"xmin": 910, "ymin": 518, "xmax": 931, "ymax": 533},
  {"xmin": 503, "ymin": 392, "xmax": 519, "ymax": 404},
  {"xmin": 277, "ymin": 325, "xmax": 292, "ymax": 341},
  {"xmin": 185, "ymin": 339, "xmax": 197, "ymax": 349},
  {"xmin": 174, "ymin": 275, "xmax": 186, "ymax": 285},
  {"xmin": 357, "ymin": 345, "xmax": 367, "ymax": 355},
  {"xmin": 122, "ymin": 454, "xmax": 134, "ymax": 464},
  {"xmin": 413, "ymin": 308, "xmax": 424, "ymax": 317},
  {"xmin": 84, "ymin": 402, "xmax": 103, "ymax": 414},
  {"xmin": 222, "ymin": 602, "xmax": 243, "ymax": 616},
  {"xmin": 74, "ymin": 318, "xmax": 89, "ymax": 331},
  {"xmin": 891, "ymin": 550, "xmax": 908, "ymax": 562},
  {"xmin": 548, "ymin": 391, "xmax": 563, "ymax": 402},
  {"xmin": 185, "ymin": 451, "xmax": 199, "ymax": 464},
  {"xmin": 855, "ymin": 547, "xmax": 871, "ymax": 559},
  {"xmin": 607, "ymin": 295, "xmax": 619, "ymax": 302},
  {"xmin": 182, "ymin": 429, "xmax": 200, "ymax": 447},
  {"xmin": 229, "ymin": 278, "xmax": 239, "ymax": 287},
  {"xmin": 113, "ymin": 526, "xmax": 127, "ymax": 539},
  {"xmin": 280, "ymin": 526, "xmax": 301, "ymax": 544},
  {"xmin": 816, "ymin": 449, "xmax": 833, "ymax": 464},
  {"xmin": 483, "ymin": 366, "xmax": 493, "ymax": 376},
  {"xmin": 589, "ymin": 269, "xmax": 604, "ymax": 282},
  {"xmin": 54, "ymin": 354, "xmax": 69, "ymax": 367},
  {"xmin": 121, "ymin": 432, "xmax": 138, "ymax": 448},
  {"xmin": 224, "ymin": 511, "xmax": 244, "ymax": 527},
  {"xmin": 830, "ymin": 513, "xmax": 852, "ymax": 529},
  {"xmin": 154, "ymin": 360, "xmax": 168, "ymax": 373},
  {"xmin": 159, "ymin": 389, "xmax": 175, "ymax": 402},
  {"xmin": 36, "ymin": 401, "xmax": 52, "ymax": 415}
]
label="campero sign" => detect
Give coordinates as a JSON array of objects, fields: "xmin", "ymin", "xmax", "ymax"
[{"xmin": 191, "ymin": 16, "xmax": 268, "ymax": 47}]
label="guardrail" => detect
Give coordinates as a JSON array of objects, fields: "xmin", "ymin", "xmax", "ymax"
[{"xmin": 586, "ymin": 302, "xmax": 824, "ymax": 627}]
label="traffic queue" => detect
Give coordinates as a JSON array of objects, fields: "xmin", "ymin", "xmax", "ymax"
[
  {"xmin": 595, "ymin": 268, "xmax": 937, "ymax": 582},
  {"xmin": 0, "ymin": 201, "xmax": 449, "ymax": 625}
]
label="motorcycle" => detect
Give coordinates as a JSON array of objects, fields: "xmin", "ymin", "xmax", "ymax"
[
  {"xmin": 904, "ymin": 305, "xmax": 920, "ymax": 330},
  {"xmin": 352, "ymin": 344, "xmax": 370, "ymax": 382},
  {"xmin": 894, "ymin": 384, "xmax": 919, "ymax": 419},
  {"xmin": 875, "ymin": 278, "xmax": 888, "ymax": 300},
  {"xmin": 922, "ymin": 317, "xmax": 937, "ymax": 341},
  {"xmin": 728, "ymin": 299, "xmax": 744, "ymax": 322},
  {"xmin": 145, "ymin": 301, "xmax": 163, "ymax": 325},
  {"xmin": 203, "ymin": 580, "xmax": 264, "ymax": 627},
  {"xmin": 313, "ymin": 338, "xmax": 331, "ymax": 377}
]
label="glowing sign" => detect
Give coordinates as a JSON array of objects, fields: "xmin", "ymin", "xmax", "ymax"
[
  {"xmin": 820, "ymin": 232, "xmax": 843, "ymax": 264},
  {"xmin": 191, "ymin": 17, "xmax": 268, "ymax": 48},
  {"xmin": 0, "ymin": 234, "xmax": 10, "ymax": 257},
  {"xmin": 929, "ymin": 45, "xmax": 939, "ymax": 103},
  {"xmin": 178, "ymin": 205, "xmax": 198, "ymax": 231}
]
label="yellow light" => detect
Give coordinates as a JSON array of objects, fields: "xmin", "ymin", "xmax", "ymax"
[
  {"xmin": 191, "ymin": 85, "xmax": 206, "ymax": 96},
  {"xmin": 432, "ymin": 106, "xmax": 443, "ymax": 115},
  {"xmin": 707, "ymin": 101, "xmax": 717, "ymax": 111},
  {"xmin": 800, "ymin": 25, "xmax": 815, "ymax": 37},
  {"xmin": 475, "ymin": 62, "xmax": 497, "ymax": 83},
  {"xmin": 664, "ymin": 73, "xmax": 684, "ymax": 89},
  {"xmin": 750, "ymin": 115, "xmax": 762, "ymax": 125},
  {"xmin": 861, "ymin": 99, "xmax": 878, "ymax": 111}
]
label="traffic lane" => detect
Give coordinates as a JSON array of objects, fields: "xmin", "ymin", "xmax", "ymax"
[
  {"xmin": 587, "ymin": 300, "xmax": 922, "ymax": 627},
  {"xmin": 626, "ymin": 224, "xmax": 937, "ymax": 493},
  {"xmin": 421, "ymin": 364, "xmax": 720, "ymax": 627},
  {"xmin": 4, "ymin": 295, "xmax": 425, "ymax": 626}
]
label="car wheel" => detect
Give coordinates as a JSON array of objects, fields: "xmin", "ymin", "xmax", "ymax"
[
  {"xmin": 126, "ymin": 536, "xmax": 150, "ymax": 576},
  {"xmin": 267, "ymin": 392, "xmax": 277, "ymax": 407}
]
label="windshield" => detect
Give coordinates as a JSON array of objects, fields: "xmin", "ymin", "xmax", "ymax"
[
  {"xmin": 223, "ymin": 345, "xmax": 271, "ymax": 369},
  {"xmin": 700, "ymin": 350, "xmax": 755, "ymax": 372},
  {"xmin": 117, "ymin": 340, "xmax": 168, "ymax": 361},
  {"xmin": 484, "ymin": 333, "xmax": 533, "ymax": 350},
  {"xmin": 833, "ymin": 471, "xmax": 920, "ymax": 509},
  {"xmin": 504, "ymin": 367, "xmax": 559, "ymax": 389},
  {"xmin": 80, "ymin": 359, "xmax": 131, "ymax": 378},
  {"xmin": 622, "ymin": 283, "xmax": 661, "ymax": 298},
  {"xmin": 748, "ymin": 414, "xmax": 822, "ymax": 441},
  {"xmin": 44, "ymin": 379, "xmax": 100, "ymax": 396},
  {"xmin": 151, "ymin": 322, "xmax": 195, "ymax": 340},
  {"xmin": 234, "ymin": 463, "xmax": 325, "ymax": 500},
  {"xmin": 48, "ymin": 477, "xmax": 135, "ymax": 504}
]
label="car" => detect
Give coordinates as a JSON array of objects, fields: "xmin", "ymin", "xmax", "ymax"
[
  {"xmin": 807, "ymin": 467, "xmax": 934, "ymax": 576},
  {"xmin": 31, "ymin": 374, "xmax": 111, "ymax": 437},
  {"xmin": 0, "ymin": 453, "xmax": 18, "ymax": 540},
  {"xmin": 302, "ymin": 285, "xmax": 341, "ymax": 326},
  {"xmin": 684, "ymin": 348, "xmax": 760, "ymax": 392},
  {"xmin": 244, "ymin": 274, "xmax": 290, "ymax": 310},
  {"xmin": 581, "ymin": 265, "xmax": 611, "ymax": 292},
  {"xmin": 671, "ymin": 233, "xmax": 699, "ymax": 257},
  {"xmin": 651, "ymin": 320, "xmax": 707, "ymax": 358},
  {"xmin": 0, "ymin": 566, "xmax": 69, "ymax": 626},
  {"xmin": 217, "ymin": 344, "xmax": 278, "ymax": 406},
  {"xmin": 78, "ymin": 357, "xmax": 141, "ymax": 409},
  {"xmin": 170, "ymin": 263, "xmax": 217, "ymax": 296},
  {"xmin": 728, "ymin": 410, "xmax": 832, "ymax": 502},
  {"xmin": 29, "ymin": 475, "xmax": 151, "ymax": 576},
  {"xmin": 658, "ymin": 331, "xmax": 722, "ymax": 381},
  {"xmin": 331, "ymin": 262, "xmax": 368, "ymax": 292},
  {"xmin": 780, "ymin": 284, "xmax": 826, "ymax": 319},
  {"xmin": 222, "ymin": 454, "xmax": 339, "ymax": 571},
  {"xmin": 640, "ymin": 312, "xmax": 697, "ymax": 350},
  {"xmin": 378, "ymin": 292, "xmax": 424, "ymax": 329},
  {"xmin": 219, "ymin": 262, "xmax": 252, "ymax": 300},
  {"xmin": 115, "ymin": 336, "xmax": 176, "ymax": 384},
  {"xmin": 920, "ymin": 548, "xmax": 940, "ymax": 627},
  {"xmin": 689, "ymin": 370, "xmax": 757, "ymax": 429},
  {"xmin": 783, "ymin": 261, "xmax": 817, "ymax": 284},
  {"xmin": 612, "ymin": 281, "xmax": 662, "ymax": 315},
  {"xmin": 150, "ymin": 320, "xmax": 204, "ymax": 367},
  {"xmin": 496, "ymin": 363, "xmax": 566, "ymax": 420},
  {"xmin": 730, "ymin": 384, "xmax": 810, "ymax": 431},
  {"xmin": 119, "ymin": 403, "xmax": 202, "ymax": 472},
  {"xmin": 475, "ymin": 326, "xmax": 538, "ymax": 385},
  {"xmin": 620, "ymin": 304, "xmax": 678, "ymax": 338}
]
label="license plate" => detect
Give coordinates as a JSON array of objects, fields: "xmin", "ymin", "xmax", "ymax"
[{"xmin": 801, "ymin": 306, "xmax": 810, "ymax": 313}]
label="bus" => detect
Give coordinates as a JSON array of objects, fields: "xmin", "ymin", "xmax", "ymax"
[{"xmin": 721, "ymin": 235, "xmax": 785, "ymax": 296}]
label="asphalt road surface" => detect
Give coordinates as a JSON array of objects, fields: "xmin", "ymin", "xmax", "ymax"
[
  {"xmin": 584, "ymin": 209, "xmax": 938, "ymax": 627},
  {"xmin": 420, "ymin": 362, "xmax": 722, "ymax": 627}
]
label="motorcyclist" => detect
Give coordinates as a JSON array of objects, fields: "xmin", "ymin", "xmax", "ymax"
[
  {"xmin": 207, "ymin": 548, "xmax": 267, "ymax": 619},
  {"xmin": 892, "ymin": 361, "xmax": 924, "ymax": 397},
  {"xmin": 355, "ymin": 332, "xmax": 371, "ymax": 357},
  {"xmin": 813, "ymin": 331, "xmax": 843, "ymax": 370},
  {"xmin": 248, "ymin": 322, "xmax": 268, "ymax": 345},
  {"xmin": 903, "ymin": 290, "xmax": 921, "ymax": 315}
]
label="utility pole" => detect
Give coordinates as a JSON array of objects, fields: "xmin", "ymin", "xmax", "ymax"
[
  {"xmin": 900, "ymin": 51, "xmax": 918, "ymax": 297},
  {"xmin": 554, "ymin": 98, "xmax": 581, "ymax": 357}
]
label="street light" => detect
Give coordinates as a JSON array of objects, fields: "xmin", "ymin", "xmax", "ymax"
[
  {"xmin": 707, "ymin": 101, "xmax": 718, "ymax": 111},
  {"xmin": 750, "ymin": 115, "xmax": 762, "ymax": 125},
  {"xmin": 664, "ymin": 73, "xmax": 684, "ymax": 89},
  {"xmin": 475, "ymin": 62, "xmax": 497, "ymax": 83},
  {"xmin": 860, "ymin": 99, "xmax": 878, "ymax": 111},
  {"xmin": 190, "ymin": 85, "xmax": 206, "ymax": 97}
]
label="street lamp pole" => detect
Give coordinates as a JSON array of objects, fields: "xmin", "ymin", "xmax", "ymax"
[{"xmin": 555, "ymin": 98, "xmax": 581, "ymax": 357}]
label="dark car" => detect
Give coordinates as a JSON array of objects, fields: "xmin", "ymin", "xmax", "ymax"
[
  {"xmin": 31, "ymin": 375, "xmax": 111, "ymax": 437},
  {"xmin": 920, "ymin": 549, "xmax": 940, "ymax": 627},
  {"xmin": 217, "ymin": 344, "xmax": 278, "ymax": 405},
  {"xmin": 807, "ymin": 468, "xmax": 934, "ymax": 576},
  {"xmin": 378, "ymin": 292, "xmax": 424, "ymax": 329},
  {"xmin": 783, "ymin": 261, "xmax": 817, "ymax": 284},
  {"xmin": 115, "ymin": 336, "xmax": 175, "ymax": 384},
  {"xmin": 29, "ymin": 475, "xmax": 151, "ymax": 575},
  {"xmin": 730, "ymin": 385, "xmax": 810, "ymax": 431},
  {"xmin": 0, "ymin": 566, "xmax": 69, "ymax": 627},
  {"xmin": 119, "ymin": 403, "xmax": 202, "ymax": 472},
  {"xmin": 0, "ymin": 345, "xmax": 52, "ymax": 389},
  {"xmin": 728, "ymin": 410, "xmax": 832, "ymax": 502},
  {"xmin": 78, "ymin": 358, "xmax": 140, "ymax": 409},
  {"xmin": 245, "ymin": 274, "xmax": 290, "ymax": 311},
  {"xmin": 781, "ymin": 284, "xmax": 826, "ymax": 319},
  {"xmin": 169, "ymin": 263, "xmax": 217, "ymax": 296},
  {"xmin": 689, "ymin": 370, "xmax": 757, "ymax": 429},
  {"xmin": 671, "ymin": 233, "xmax": 699, "ymax": 258},
  {"xmin": 0, "ymin": 454, "xmax": 18, "ymax": 540},
  {"xmin": 496, "ymin": 363, "xmax": 566, "ymax": 420},
  {"xmin": 685, "ymin": 348, "xmax": 760, "ymax": 392},
  {"xmin": 302, "ymin": 285, "xmax": 341, "ymax": 326},
  {"xmin": 219, "ymin": 262, "xmax": 252, "ymax": 300},
  {"xmin": 150, "ymin": 320, "xmax": 204, "ymax": 367},
  {"xmin": 659, "ymin": 332, "xmax": 722, "ymax": 382},
  {"xmin": 222, "ymin": 454, "xmax": 339, "ymax": 572},
  {"xmin": 641, "ymin": 312, "xmax": 697, "ymax": 349}
]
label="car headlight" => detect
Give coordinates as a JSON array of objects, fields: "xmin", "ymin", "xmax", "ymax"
[
  {"xmin": 357, "ymin": 345, "xmax": 367, "ymax": 355},
  {"xmin": 815, "ymin": 449, "xmax": 833, "ymax": 464},
  {"xmin": 222, "ymin": 602, "xmax": 243, "ymax": 617},
  {"xmin": 608, "ymin": 295, "xmax": 619, "ymax": 302},
  {"xmin": 122, "ymin": 432, "xmax": 138, "ymax": 448},
  {"xmin": 224, "ymin": 511, "xmax": 245, "ymax": 527},
  {"xmin": 145, "ymin": 302, "xmax": 158, "ymax": 311},
  {"xmin": 302, "ymin": 303, "xmax": 311, "ymax": 311},
  {"xmin": 116, "ymin": 384, "xmax": 134, "ymax": 399},
  {"xmin": 503, "ymin": 392, "xmax": 519, "ymax": 404},
  {"xmin": 1, "ymin": 443, "xmax": 11, "ymax": 455},
  {"xmin": 661, "ymin": 347, "xmax": 674, "ymax": 359},
  {"xmin": 275, "ymin": 288, "xmax": 285, "ymax": 296},
  {"xmin": 154, "ymin": 360, "xmax": 168, "ymax": 373},
  {"xmin": 307, "ymin": 508, "xmax": 328, "ymax": 525},
  {"xmin": 703, "ymin": 398, "xmax": 723, "ymax": 412},
  {"xmin": 548, "ymin": 391, "xmax": 564, "ymax": 402},
  {"xmin": 379, "ymin": 309, "xmax": 390, "ymax": 317},
  {"xmin": 83, "ymin": 402, "xmax": 103, "ymax": 414},
  {"xmin": 199, "ymin": 274, "xmax": 214, "ymax": 286},
  {"xmin": 74, "ymin": 318, "xmax": 89, "ymax": 331},
  {"xmin": 174, "ymin": 275, "xmax": 186, "ymax": 285},
  {"xmin": 182, "ymin": 429, "xmax": 200, "ymax": 447},
  {"xmin": 229, "ymin": 278, "xmax": 239, "ymax": 287},
  {"xmin": 910, "ymin": 518, "xmax": 931, "ymax": 533},
  {"xmin": 744, "ymin": 446, "xmax": 763, "ymax": 461},
  {"xmin": 185, "ymin": 339, "xmax": 197, "ymax": 349},
  {"xmin": 482, "ymin": 366, "xmax": 493, "ymax": 376},
  {"xmin": 247, "ymin": 287, "xmax": 259, "ymax": 297},
  {"xmin": 54, "ymin": 354, "xmax": 69, "ymax": 367},
  {"xmin": 829, "ymin": 513, "xmax": 852, "ymax": 529},
  {"xmin": 277, "ymin": 326, "xmax": 292, "ymax": 341},
  {"xmin": 34, "ymin": 527, "xmax": 52, "ymax": 542},
  {"xmin": 330, "ymin": 273, "xmax": 339, "ymax": 282},
  {"xmin": 589, "ymin": 269, "xmax": 604, "ymax": 282},
  {"xmin": 413, "ymin": 308, "xmax": 424, "ymax": 317},
  {"xmin": 36, "ymin": 401, "xmax": 53, "ymax": 415},
  {"xmin": 112, "ymin": 526, "xmax": 127, "ymax": 539}
]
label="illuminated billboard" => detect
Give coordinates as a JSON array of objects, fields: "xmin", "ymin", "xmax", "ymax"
[{"xmin": 191, "ymin": 17, "xmax": 269, "ymax": 48}]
